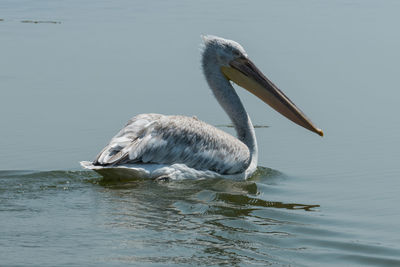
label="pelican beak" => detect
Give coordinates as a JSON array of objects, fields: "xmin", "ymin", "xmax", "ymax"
[{"xmin": 221, "ymin": 57, "xmax": 323, "ymax": 136}]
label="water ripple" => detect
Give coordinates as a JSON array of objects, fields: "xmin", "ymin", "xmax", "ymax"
[{"xmin": 1, "ymin": 168, "xmax": 399, "ymax": 266}]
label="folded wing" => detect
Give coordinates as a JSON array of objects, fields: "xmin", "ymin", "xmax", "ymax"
[{"xmin": 94, "ymin": 114, "xmax": 251, "ymax": 174}]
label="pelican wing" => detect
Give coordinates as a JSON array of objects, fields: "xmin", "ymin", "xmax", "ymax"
[{"xmin": 94, "ymin": 114, "xmax": 251, "ymax": 174}]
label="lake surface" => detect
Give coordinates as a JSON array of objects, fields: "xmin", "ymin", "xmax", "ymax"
[{"xmin": 1, "ymin": 0, "xmax": 400, "ymax": 266}]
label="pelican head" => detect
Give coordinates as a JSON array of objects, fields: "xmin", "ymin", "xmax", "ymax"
[{"xmin": 201, "ymin": 35, "xmax": 323, "ymax": 137}]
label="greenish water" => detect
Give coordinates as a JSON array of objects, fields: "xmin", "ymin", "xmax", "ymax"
[
  {"xmin": 1, "ymin": 0, "xmax": 400, "ymax": 266},
  {"xmin": 2, "ymin": 169, "xmax": 399, "ymax": 266}
]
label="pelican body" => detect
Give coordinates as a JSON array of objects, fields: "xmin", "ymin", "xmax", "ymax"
[{"xmin": 81, "ymin": 36, "xmax": 322, "ymax": 180}]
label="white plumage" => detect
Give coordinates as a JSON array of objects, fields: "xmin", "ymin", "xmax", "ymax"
[
  {"xmin": 81, "ymin": 35, "xmax": 322, "ymax": 180},
  {"xmin": 94, "ymin": 114, "xmax": 251, "ymax": 174}
]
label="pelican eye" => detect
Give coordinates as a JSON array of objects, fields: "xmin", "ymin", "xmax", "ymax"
[{"xmin": 233, "ymin": 50, "xmax": 241, "ymax": 57}]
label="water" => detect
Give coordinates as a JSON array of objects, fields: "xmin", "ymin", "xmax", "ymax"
[{"xmin": 1, "ymin": 0, "xmax": 400, "ymax": 266}]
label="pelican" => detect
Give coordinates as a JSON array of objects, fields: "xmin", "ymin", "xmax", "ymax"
[{"xmin": 81, "ymin": 35, "xmax": 323, "ymax": 180}]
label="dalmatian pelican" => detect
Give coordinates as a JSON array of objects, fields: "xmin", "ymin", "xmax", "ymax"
[{"xmin": 81, "ymin": 35, "xmax": 323, "ymax": 180}]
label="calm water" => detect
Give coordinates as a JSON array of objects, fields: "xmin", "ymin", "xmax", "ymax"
[{"xmin": 1, "ymin": 0, "xmax": 400, "ymax": 266}]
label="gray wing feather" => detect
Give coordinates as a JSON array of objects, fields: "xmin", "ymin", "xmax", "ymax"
[{"xmin": 94, "ymin": 114, "xmax": 250, "ymax": 174}]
